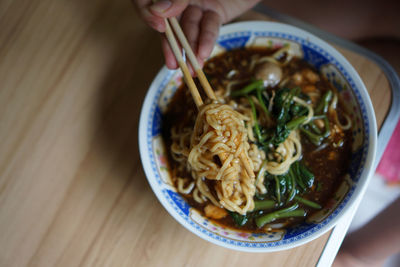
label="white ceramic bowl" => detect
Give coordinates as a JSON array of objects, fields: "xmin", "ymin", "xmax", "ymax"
[{"xmin": 139, "ymin": 21, "xmax": 377, "ymax": 252}]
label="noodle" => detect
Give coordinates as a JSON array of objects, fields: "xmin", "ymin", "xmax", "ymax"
[
  {"xmin": 193, "ymin": 188, "xmax": 207, "ymax": 203},
  {"xmin": 177, "ymin": 178, "xmax": 195, "ymax": 194},
  {"xmin": 265, "ymin": 130, "xmax": 302, "ymax": 175},
  {"xmin": 293, "ymin": 96, "xmax": 314, "ymax": 124},
  {"xmin": 257, "ymin": 46, "xmax": 293, "ymax": 66},
  {"xmin": 330, "ymin": 93, "xmax": 352, "ymax": 130},
  {"xmin": 255, "ymin": 161, "xmax": 268, "ymax": 194},
  {"xmin": 187, "ymin": 102, "xmax": 256, "ymax": 214}
]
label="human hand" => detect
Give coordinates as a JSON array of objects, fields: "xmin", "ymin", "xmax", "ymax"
[{"xmin": 133, "ymin": 0, "xmax": 260, "ymax": 70}]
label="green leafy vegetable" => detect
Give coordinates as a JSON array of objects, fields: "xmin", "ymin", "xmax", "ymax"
[
  {"xmin": 228, "ymin": 211, "xmax": 248, "ymax": 227},
  {"xmin": 294, "ymin": 196, "xmax": 322, "ymax": 209},
  {"xmin": 296, "ymin": 161, "xmax": 314, "ymax": 189},
  {"xmin": 268, "ymin": 87, "xmax": 306, "ymax": 145},
  {"xmin": 300, "ymin": 127, "xmax": 324, "ymax": 146},
  {"xmin": 300, "ymin": 115, "xmax": 331, "ymax": 145},
  {"xmin": 309, "ymin": 121, "xmax": 322, "ymax": 134},
  {"xmin": 256, "ymin": 87, "xmax": 270, "ymax": 116},
  {"xmin": 286, "ymin": 168, "xmax": 297, "ymax": 203},
  {"xmin": 231, "ymin": 80, "xmax": 264, "ymax": 97},
  {"xmin": 254, "ymin": 200, "xmax": 276, "ymax": 211},
  {"xmin": 247, "ymin": 96, "xmax": 264, "ymax": 143},
  {"xmin": 315, "ymin": 90, "xmax": 332, "ymax": 114},
  {"xmin": 227, "ymin": 81, "xmax": 322, "ymax": 228},
  {"xmin": 287, "ymin": 115, "xmax": 308, "ymax": 130},
  {"xmin": 273, "ymin": 88, "xmax": 295, "ymax": 124},
  {"xmin": 255, "ymin": 203, "xmax": 306, "ymax": 228},
  {"xmin": 273, "ymin": 175, "xmax": 281, "ymax": 204},
  {"xmin": 290, "ymin": 161, "xmax": 314, "ymax": 191}
]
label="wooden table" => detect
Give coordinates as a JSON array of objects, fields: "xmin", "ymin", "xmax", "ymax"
[{"xmin": 0, "ymin": 0, "xmax": 394, "ymax": 266}]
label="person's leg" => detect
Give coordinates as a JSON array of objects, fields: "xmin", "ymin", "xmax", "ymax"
[{"xmin": 333, "ymin": 197, "xmax": 400, "ymax": 267}]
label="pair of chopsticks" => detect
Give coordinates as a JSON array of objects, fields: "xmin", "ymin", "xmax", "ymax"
[
  {"xmin": 164, "ymin": 17, "xmax": 255, "ymax": 179},
  {"xmin": 164, "ymin": 17, "xmax": 216, "ymax": 108}
]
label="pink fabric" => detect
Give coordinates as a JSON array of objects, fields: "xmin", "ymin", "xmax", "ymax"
[{"xmin": 376, "ymin": 120, "xmax": 400, "ymax": 184}]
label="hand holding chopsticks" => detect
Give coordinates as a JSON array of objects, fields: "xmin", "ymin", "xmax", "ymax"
[
  {"xmin": 164, "ymin": 17, "xmax": 216, "ymax": 109},
  {"xmin": 132, "ymin": 1, "xmax": 259, "ymax": 69}
]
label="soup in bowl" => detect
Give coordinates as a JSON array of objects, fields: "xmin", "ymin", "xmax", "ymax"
[{"xmin": 139, "ymin": 21, "xmax": 377, "ymax": 252}]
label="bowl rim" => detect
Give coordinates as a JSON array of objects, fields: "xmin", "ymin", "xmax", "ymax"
[{"xmin": 138, "ymin": 20, "xmax": 377, "ymax": 252}]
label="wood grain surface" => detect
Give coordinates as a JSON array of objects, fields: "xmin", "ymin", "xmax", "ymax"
[{"xmin": 0, "ymin": 1, "xmax": 391, "ymax": 266}]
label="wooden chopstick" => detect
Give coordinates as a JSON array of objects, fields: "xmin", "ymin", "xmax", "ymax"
[
  {"xmin": 168, "ymin": 17, "xmax": 216, "ymax": 100},
  {"xmin": 164, "ymin": 17, "xmax": 255, "ymax": 179},
  {"xmin": 164, "ymin": 18, "xmax": 203, "ymax": 108}
]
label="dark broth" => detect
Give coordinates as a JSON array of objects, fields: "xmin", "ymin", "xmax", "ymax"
[{"xmin": 162, "ymin": 47, "xmax": 352, "ymax": 232}]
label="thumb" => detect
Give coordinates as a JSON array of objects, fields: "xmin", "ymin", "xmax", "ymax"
[{"xmin": 149, "ymin": 0, "xmax": 189, "ymax": 18}]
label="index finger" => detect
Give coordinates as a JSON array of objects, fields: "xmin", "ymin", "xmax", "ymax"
[
  {"xmin": 149, "ymin": 0, "xmax": 189, "ymax": 18},
  {"xmin": 132, "ymin": 0, "xmax": 165, "ymax": 32},
  {"xmin": 198, "ymin": 10, "xmax": 221, "ymax": 61}
]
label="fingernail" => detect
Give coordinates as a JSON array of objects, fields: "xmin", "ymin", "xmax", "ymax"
[
  {"xmin": 150, "ymin": 0, "xmax": 172, "ymax": 14},
  {"xmin": 197, "ymin": 57, "xmax": 204, "ymax": 68},
  {"xmin": 199, "ymin": 47, "xmax": 212, "ymax": 60}
]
